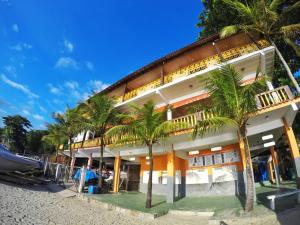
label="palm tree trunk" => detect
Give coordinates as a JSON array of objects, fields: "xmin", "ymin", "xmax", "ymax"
[
  {"xmin": 271, "ymin": 41, "xmax": 300, "ymax": 94},
  {"xmin": 240, "ymin": 129, "xmax": 254, "ymax": 212},
  {"xmin": 55, "ymin": 144, "xmax": 59, "ymax": 163},
  {"xmin": 145, "ymin": 144, "xmax": 153, "ymax": 208},
  {"xmin": 98, "ymin": 137, "xmax": 104, "ymax": 189},
  {"xmin": 67, "ymin": 138, "xmax": 73, "ymax": 182}
]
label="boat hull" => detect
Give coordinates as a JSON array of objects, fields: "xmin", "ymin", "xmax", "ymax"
[{"xmin": 0, "ymin": 145, "xmax": 42, "ymax": 172}]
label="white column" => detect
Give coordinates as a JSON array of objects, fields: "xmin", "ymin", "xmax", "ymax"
[{"xmin": 167, "ymin": 108, "xmax": 172, "ymax": 121}]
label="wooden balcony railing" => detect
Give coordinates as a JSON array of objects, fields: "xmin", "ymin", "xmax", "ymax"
[
  {"xmin": 123, "ymin": 78, "xmax": 161, "ymax": 101},
  {"xmin": 115, "ymin": 40, "xmax": 270, "ymax": 103},
  {"xmin": 255, "ymin": 85, "xmax": 294, "ymax": 109},
  {"xmin": 62, "ymin": 84, "xmax": 293, "ymax": 151},
  {"xmin": 172, "ymin": 110, "xmax": 214, "ymax": 131}
]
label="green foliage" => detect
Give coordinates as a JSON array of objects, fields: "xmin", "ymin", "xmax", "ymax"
[
  {"xmin": 53, "ymin": 107, "xmax": 84, "ymax": 158},
  {"xmin": 2, "ymin": 115, "xmax": 32, "ymax": 153},
  {"xmin": 106, "ymin": 101, "xmax": 178, "ymax": 147},
  {"xmin": 197, "ymin": 0, "xmax": 247, "ymax": 38},
  {"xmin": 197, "ymin": 0, "xmax": 300, "ymax": 88},
  {"xmin": 79, "ymin": 94, "xmax": 119, "ymax": 141},
  {"xmin": 26, "ymin": 130, "xmax": 54, "ymax": 155},
  {"xmin": 193, "ymin": 64, "xmax": 266, "ymax": 136}
]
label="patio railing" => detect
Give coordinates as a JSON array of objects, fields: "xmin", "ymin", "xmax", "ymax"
[
  {"xmin": 115, "ymin": 39, "xmax": 270, "ymax": 103},
  {"xmin": 255, "ymin": 85, "xmax": 294, "ymax": 109},
  {"xmin": 61, "ymin": 85, "xmax": 294, "ymax": 151}
]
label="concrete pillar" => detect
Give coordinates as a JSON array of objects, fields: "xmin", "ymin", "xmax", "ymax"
[
  {"xmin": 78, "ymin": 165, "xmax": 87, "ymax": 193},
  {"xmin": 282, "ymin": 117, "xmax": 300, "ymax": 188},
  {"xmin": 270, "ymin": 146, "xmax": 280, "ymax": 186},
  {"xmin": 69, "ymin": 157, "xmax": 76, "ymax": 179},
  {"xmin": 167, "ymin": 108, "xmax": 172, "ymax": 121},
  {"xmin": 87, "ymin": 153, "xmax": 93, "ymax": 169},
  {"xmin": 113, "ymin": 156, "xmax": 121, "ymax": 193},
  {"xmin": 166, "ymin": 151, "xmax": 175, "ymax": 203}
]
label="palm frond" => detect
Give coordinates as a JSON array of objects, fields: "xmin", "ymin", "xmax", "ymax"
[
  {"xmin": 282, "ymin": 1, "xmax": 300, "ymax": 15},
  {"xmin": 220, "ymin": 25, "xmax": 240, "ymax": 38},
  {"xmin": 284, "ymin": 37, "xmax": 300, "ymax": 57},
  {"xmin": 281, "ymin": 24, "xmax": 300, "ymax": 39},
  {"xmin": 223, "ymin": 0, "xmax": 253, "ymax": 20},
  {"xmin": 269, "ymin": 0, "xmax": 285, "ymax": 11},
  {"xmin": 193, "ymin": 116, "xmax": 238, "ymax": 139}
]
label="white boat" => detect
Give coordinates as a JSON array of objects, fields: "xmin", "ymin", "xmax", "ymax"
[{"xmin": 0, "ymin": 144, "xmax": 43, "ymax": 172}]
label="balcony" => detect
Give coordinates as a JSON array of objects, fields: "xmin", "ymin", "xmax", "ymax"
[
  {"xmin": 255, "ymin": 86, "xmax": 294, "ymax": 109},
  {"xmin": 62, "ymin": 85, "xmax": 294, "ymax": 151},
  {"xmin": 115, "ymin": 39, "xmax": 270, "ymax": 104}
]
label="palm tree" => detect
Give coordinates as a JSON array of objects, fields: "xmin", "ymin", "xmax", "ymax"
[
  {"xmin": 106, "ymin": 101, "xmax": 179, "ymax": 208},
  {"xmin": 53, "ymin": 107, "xmax": 84, "ymax": 179},
  {"xmin": 43, "ymin": 124, "xmax": 66, "ymax": 163},
  {"xmin": 220, "ymin": 0, "xmax": 300, "ymax": 93},
  {"xmin": 79, "ymin": 94, "xmax": 120, "ymax": 188},
  {"xmin": 193, "ymin": 65, "xmax": 266, "ymax": 211}
]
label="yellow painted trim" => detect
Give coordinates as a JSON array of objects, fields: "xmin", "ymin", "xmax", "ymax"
[
  {"xmin": 268, "ymin": 162, "xmax": 275, "ymax": 183},
  {"xmin": 283, "ymin": 117, "xmax": 300, "ymax": 159},
  {"xmin": 167, "ymin": 151, "xmax": 175, "ymax": 177},
  {"xmin": 270, "ymin": 146, "xmax": 279, "ymax": 166},
  {"xmin": 113, "ymin": 156, "xmax": 121, "ymax": 193}
]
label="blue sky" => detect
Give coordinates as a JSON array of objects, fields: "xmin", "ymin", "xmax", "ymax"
[{"xmin": 0, "ymin": 0, "xmax": 203, "ymax": 129}]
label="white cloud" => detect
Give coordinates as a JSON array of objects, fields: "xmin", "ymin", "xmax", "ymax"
[
  {"xmin": 53, "ymin": 99, "xmax": 63, "ymax": 105},
  {"xmin": 0, "ymin": 109, "xmax": 7, "ymax": 114},
  {"xmin": 85, "ymin": 61, "xmax": 94, "ymax": 71},
  {"xmin": 4, "ymin": 65, "xmax": 17, "ymax": 77},
  {"xmin": 55, "ymin": 57, "xmax": 78, "ymax": 69},
  {"xmin": 47, "ymin": 83, "xmax": 62, "ymax": 95},
  {"xmin": 1, "ymin": 74, "xmax": 39, "ymax": 98},
  {"xmin": 33, "ymin": 114, "xmax": 44, "ymax": 121},
  {"xmin": 12, "ymin": 24, "xmax": 18, "ymax": 32},
  {"xmin": 64, "ymin": 81, "xmax": 78, "ymax": 90},
  {"xmin": 64, "ymin": 39, "xmax": 74, "ymax": 53},
  {"xmin": 39, "ymin": 106, "xmax": 46, "ymax": 113},
  {"xmin": 88, "ymin": 80, "xmax": 109, "ymax": 93},
  {"xmin": 11, "ymin": 43, "xmax": 32, "ymax": 51},
  {"xmin": 22, "ymin": 109, "xmax": 30, "ymax": 116}
]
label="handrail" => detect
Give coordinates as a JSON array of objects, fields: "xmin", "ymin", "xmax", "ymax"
[
  {"xmin": 118, "ymin": 40, "xmax": 270, "ymax": 102},
  {"xmin": 255, "ymin": 85, "xmax": 294, "ymax": 109},
  {"xmin": 62, "ymin": 84, "xmax": 294, "ymax": 151}
]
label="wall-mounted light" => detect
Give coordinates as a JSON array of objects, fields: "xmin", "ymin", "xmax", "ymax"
[
  {"xmin": 262, "ymin": 134, "xmax": 273, "ymax": 141},
  {"xmin": 263, "ymin": 141, "xmax": 275, "ymax": 147},
  {"xmin": 146, "ymin": 156, "xmax": 150, "ymax": 160},
  {"xmin": 211, "ymin": 146, "xmax": 222, "ymax": 151},
  {"xmin": 291, "ymin": 102, "xmax": 298, "ymax": 111},
  {"xmin": 129, "ymin": 157, "xmax": 135, "ymax": 161},
  {"xmin": 188, "ymin": 150, "xmax": 199, "ymax": 155}
]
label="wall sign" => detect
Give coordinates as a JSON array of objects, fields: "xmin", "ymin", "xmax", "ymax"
[
  {"xmin": 212, "ymin": 165, "xmax": 238, "ymax": 182},
  {"xmin": 188, "ymin": 149, "xmax": 239, "ymax": 168},
  {"xmin": 186, "ymin": 169, "xmax": 209, "ymax": 184},
  {"xmin": 223, "ymin": 150, "xmax": 239, "ymax": 163}
]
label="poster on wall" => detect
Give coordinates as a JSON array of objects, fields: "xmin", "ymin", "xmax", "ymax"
[
  {"xmin": 212, "ymin": 165, "xmax": 238, "ymax": 183},
  {"xmin": 223, "ymin": 150, "xmax": 239, "ymax": 163},
  {"xmin": 188, "ymin": 157, "xmax": 197, "ymax": 167},
  {"xmin": 142, "ymin": 171, "xmax": 159, "ymax": 184},
  {"xmin": 214, "ymin": 153, "xmax": 223, "ymax": 165},
  {"xmin": 196, "ymin": 156, "xmax": 204, "ymax": 166},
  {"xmin": 186, "ymin": 169, "xmax": 209, "ymax": 184},
  {"xmin": 204, "ymin": 155, "xmax": 213, "ymax": 166}
]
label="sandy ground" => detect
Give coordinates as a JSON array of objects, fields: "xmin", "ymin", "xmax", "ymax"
[
  {"xmin": 0, "ymin": 180, "xmax": 299, "ymax": 225},
  {"xmin": 0, "ymin": 180, "xmax": 207, "ymax": 225}
]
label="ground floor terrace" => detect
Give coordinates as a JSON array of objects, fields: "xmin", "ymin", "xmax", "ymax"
[{"xmin": 63, "ymin": 87, "xmax": 300, "ymax": 205}]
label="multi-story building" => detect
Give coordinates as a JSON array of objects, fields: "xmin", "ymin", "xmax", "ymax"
[{"xmin": 63, "ymin": 32, "xmax": 300, "ymax": 203}]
